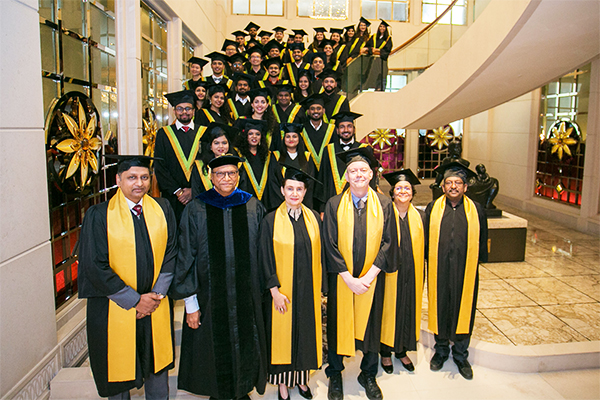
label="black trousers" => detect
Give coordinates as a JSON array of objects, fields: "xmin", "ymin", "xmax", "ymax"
[
  {"xmin": 107, "ymin": 368, "xmax": 169, "ymax": 400},
  {"xmin": 434, "ymin": 334, "xmax": 471, "ymax": 362},
  {"xmin": 379, "ymin": 344, "xmax": 407, "ymax": 359},
  {"xmin": 325, "ymin": 349, "xmax": 379, "ymax": 377}
]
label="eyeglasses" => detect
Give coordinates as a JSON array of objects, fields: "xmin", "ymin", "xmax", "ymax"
[
  {"xmin": 444, "ymin": 180, "xmax": 464, "ymax": 187},
  {"xmin": 175, "ymin": 106, "xmax": 193, "ymax": 112},
  {"xmin": 213, "ymin": 170, "xmax": 239, "ymax": 179}
]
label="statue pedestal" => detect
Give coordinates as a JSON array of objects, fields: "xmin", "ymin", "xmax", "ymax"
[
  {"xmin": 486, "ymin": 208, "xmax": 503, "ymax": 218},
  {"xmin": 487, "ymin": 212, "xmax": 528, "ymax": 263}
]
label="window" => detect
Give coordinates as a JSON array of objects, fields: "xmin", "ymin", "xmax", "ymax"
[
  {"xmin": 40, "ymin": 0, "xmax": 118, "ymax": 308},
  {"xmin": 233, "ymin": 0, "xmax": 284, "ymax": 15},
  {"xmin": 535, "ymin": 65, "xmax": 590, "ymax": 207},
  {"xmin": 182, "ymin": 39, "xmax": 195, "ymax": 80},
  {"xmin": 298, "ymin": 0, "xmax": 348, "ymax": 19},
  {"xmin": 422, "ymin": 0, "xmax": 466, "ymax": 25},
  {"xmin": 385, "ymin": 74, "xmax": 408, "ymax": 92},
  {"xmin": 141, "ymin": 2, "xmax": 169, "ymax": 125},
  {"xmin": 360, "ymin": 129, "xmax": 406, "ymax": 172},
  {"xmin": 362, "ymin": 0, "xmax": 409, "ymax": 22}
]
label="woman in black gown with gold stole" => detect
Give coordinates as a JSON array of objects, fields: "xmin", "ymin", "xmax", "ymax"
[{"xmin": 258, "ymin": 167, "xmax": 323, "ymax": 400}]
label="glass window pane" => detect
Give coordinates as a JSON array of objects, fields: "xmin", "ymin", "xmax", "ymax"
[
  {"xmin": 393, "ymin": 2, "xmax": 408, "ymax": 21},
  {"xmin": 297, "ymin": 0, "xmax": 311, "ymax": 17},
  {"xmin": 42, "ymin": 78, "xmax": 60, "ymax": 117},
  {"xmin": 233, "ymin": 0, "xmax": 249, "ymax": 14},
  {"xmin": 378, "ymin": 1, "xmax": 392, "ymax": 20},
  {"xmin": 108, "ymin": 54, "xmax": 116, "ymax": 87},
  {"xmin": 90, "ymin": 46, "xmax": 102, "ymax": 85},
  {"xmin": 107, "ymin": 18, "xmax": 116, "ymax": 51},
  {"xmin": 59, "ymin": 0, "xmax": 83, "ymax": 34},
  {"xmin": 40, "ymin": 24, "xmax": 57, "ymax": 73},
  {"xmin": 141, "ymin": 39, "xmax": 151, "ymax": 68},
  {"xmin": 422, "ymin": 4, "xmax": 436, "ymax": 23},
  {"xmin": 141, "ymin": 7, "xmax": 151, "ymax": 37},
  {"xmin": 250, "ymin": 0, "xmax": 266, "ymax": 14},
  {"xmin": 39, "ymin": 0, "xmax": 55, "ymax": 21},
  {"xmin": 362, "ymin": 0, "xmax": 377, "ymax": 20},
  {"xmin": 331, "ymin": 0, "xmax": 347, "ymax": 18},
  {"xmin": 89, "ymin": 6, "xmax": 108, "ymax": 47},
  {"xmin": 64, "ymin": 82, "xmax": 88, "ymax": 96},
  {"xmin": 439, "ymin": 5, "xmax": 452, "ymax": 23},
  {"xmin": 154, "ymin": 18, "xmax": 163, "ymax": 47},
  {"xmin": 267, "ymin": 0, "xmax": 283, "ymax": 15},
  {"xmin": 63, "ymin": 34, "xmax": 88, "ymax": 80},
  {"xmin": 451, "ymin": 6, "xmax": 466, "ymax": 25}
]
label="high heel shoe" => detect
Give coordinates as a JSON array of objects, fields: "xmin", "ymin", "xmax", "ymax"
[{"xmin": 298, "ymin": 385, "xmax": 312, "ymax": 399}]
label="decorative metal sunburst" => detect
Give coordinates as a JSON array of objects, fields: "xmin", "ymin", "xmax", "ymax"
[
  {"xmin": 368, "ymin": 128, "xmax": 395, "ymax": 150},
  {"xmin": 142, "ymin": 117, "xmax": 158, "ymax": 157},
  {"xmin": 427, "ymin": 126, "xmax": 453, "ymax": 150},
  {"xmin": 548, "ymin": 121, "xmax": 578, "ymax": 160}
]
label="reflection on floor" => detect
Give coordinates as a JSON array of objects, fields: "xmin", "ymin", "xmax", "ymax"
[{"xmin": 410, "ymin": 190, "xmax": 599, "ymax": 346}]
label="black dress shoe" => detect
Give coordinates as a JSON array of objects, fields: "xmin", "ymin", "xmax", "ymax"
[
  {"xmin": 454, "ymin": 358, "xmax": 473, "ymax": 380},
  {"xmin": 328, "ymin": 373, "xmax": 343, "ymax": 400},
  {"xmin": 400, "ymin": 358, "xmax": 415, "ymax": 372},
  {"xmin": 430, "ymin": 352, "xmax": 448, "ymax": 371},
  {"xmin": 298, "ymin": 385, "xmax": 312, "ymax": 399},
  {"xmin": 357, "ymin": 372, "xmax": 383, "ymax": 400},
  {"xmin": 380, "ymin": 359, "xmax": 394, "ymax": 374}
]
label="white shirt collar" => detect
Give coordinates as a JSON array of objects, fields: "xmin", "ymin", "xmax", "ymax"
[
  {"xmin": 287, "ymin": 151, "xmax": 298, "ymax": 160},
  {"xmin": 341, "ymin": 138, "xmax": 355, "ymax": 147},
  {"xmin": 212, "ymin": 74, "xmax": 223, "ymax": 82},
  {"xmin": 124, "ymin": 196, "xmax": 143, "ymax": 212},
  {"xmin": 176, "ymin": 120, "xmax": 194, "ymax": 131},
  {"xmin": 236, "ymin": 93, "xmax": 249, "ymax": 104},
  {"xmin": 351, "ymin": 192, "xmax": 368, "ymax": 207},
  {"xmin": 310, "ymin": 120, "xmax": 323, "ymax": 131}
]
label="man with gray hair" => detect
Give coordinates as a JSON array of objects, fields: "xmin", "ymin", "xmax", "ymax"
[{"xmin": 424, "ymin": 161, "xmax": 488, "ymax": 380}]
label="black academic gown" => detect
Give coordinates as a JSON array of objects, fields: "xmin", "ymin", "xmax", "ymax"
[
  {"xmin": 183, "ymin": 77, "xmax": 203, "ymax": 90},
  {"xmin": 323, "ymin": 92, "xmax": 350, "ymax": 123},
  {"xmin": 79, "ymin": 197, "xmax": 177, "ymax": 397},
  {"xmin": 170, "ymin": 190, "xmax": 268, "ymax": 399},
  {"xmin": 302, "ymin": 121, "xmax": 335, "ymax": 168},
  {"xmin": 204, "ymin": 75, "xmax": 233, "ymax": 89},
  {"xmin": 228, "ymin": 95, "xmax": 252, "ymax": 119},
  {"xmin": 195, "ymin": 108, "xmax": 230, "ymax": 126},
  {"xmin": 272, "ymin": 103, "xmax": 306, "ymax": 125},
  {"xmin": 154, "ymin": 124, "xmax": 202, "ymax": 222},
  {"xmin": 317, "ymin": 141, "xmax": 377, "ymax": 206},
  {"xmin": 424, "ymin": 196, "xmax": 488, "ymax": 341},
  {"xmin": 238, "ymin": 152, "xmax": 284, "ymax": 212},
  {"xmin": 247, "ymin": 66, "xmax": 268, "ymax": 85},
  {"xmin": 259, "ymin": 209, "xmax": 324, "ymax": 375},
  {"xmin": 386, "ymin": 208, "xmax": 425, "ymax": 353},
  {"xmin": 273, "ymin": 151, "xmax": 319, "ymax": 209},
  {"xmin": 323, "ymin": 192, "xmax": 397, "ymax": 355},
  {"xmin": 282, "ymin": 62, "xmax": 310, "ymax": 87}
]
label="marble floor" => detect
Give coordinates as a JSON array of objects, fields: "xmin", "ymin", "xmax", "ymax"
[{"xmin": 409, "ymin": 192, "xmax": 600, "ymax": 346}]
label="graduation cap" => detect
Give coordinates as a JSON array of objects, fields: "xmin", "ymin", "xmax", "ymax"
[
  {"xmin": 246, "ymin": 45, "xmax": 265, "ymax": 57},
  {"xmin": 382, "ymin": 169, "xmax": 420, "ymax": 187},
  {"xmin": 273, "ymin": 26, "xmax": 286, "ymax": 33},
  {"xmin": 308, "ymin": 52, "xmax": 327, "ymax": 64},
  {"xmin": 280, "ymin": 122, "xmax": 304, "ymax": 134},
  {"xmin": 281, "ymin": 164, "xmax": 321, "ymax": 186},
  {"xmin": 164, "ymin": 90, "xmax": 195, "ymax": 107},
  {"xmin": 262, "ymin": 57, "xmax": 282, "ymax": 69},
  {"xmin": 320, "ymin": 39, "xmax": 335, "ymax": 48},
  {"xmin": 205, "ymin": 51, "xmax": 229, "ymax": 63},
  {"xmin": 379, "ymin": 19, "xmax": 390, "ymax": 28},
  {"xmin": 201, "ymin": 122, "xmax": 235, "ymax": 144},
  {"xmin": 232, "ymin": 30, "xmax": 247, "ymax": 38},
  {"xmin": 313, "ymin": 27, "xmax": 327, "ymax": 33},
  {"xmin": 104, "ymin": 154, "xmax": 163, "ymax": 173},
  {"xmin": 246, "ymin": 38, "xmax": 261, "ymax": 48},
  {"xmin": 344, "ymin": 24, "xmax": 355, "ymax": 32},
  {"xmin": 221, "ymin": 39, "xmax": 238, "ymax": 52},
  {"xmin": 238, "ymin": 118, "xmax": 268, "ymax": 134},
  {"xmin": 232, "ymin": 72, "xmax": 254, "ymax": 84},
  {"xmin": 359, "ymin": 17, "xmax": 372, "ymax": 27},
  {"xmin": 300, "ymin": 93, "xmax": 328, "ymax": 108},
  {"xmin": 188, "ymin": 56, "xmax": 208, "ymax": 68},
  {"xmin": 274, "ymin": 83, "xmax": 295, "ymax": 94},
  {"xmin": 188, "ymin": 79, "xmax": 209, "ymax": 91},
  {"xmin": 208, "ymin": 153, "xmax": 245, "ymax": 170},
  {"xmin": 331, "ymin": 110, "xmax": 362, "ymax": 123},
  {"xmin": 292, "ymin": 29, "xmax": 308, "ymax": 37},
  {"xmin": 248, "ymin": 88, "xmax": 271, "ymax": 102},
  {"xmin": 288, "ymin": 42, "xmax": 305, "ymax": 52},
  {"xmin": 258, "ymin": 30, "xmax": 273, "ymax": 38},
  {"xmin": 264, "ymin": 39, "xmax": 284, "ymax": 53},
  {"xmin": 434, "ymin": 160, "xmax": 476, "ymax": 183},
  {"xmin": 206, "ymin": 83, "xmax": 229, "ymax": 96},
  {"xmin": 320, "ymin": 68, "xmax": 341, "ymax": 80},
  {"xmin": 244, "ymin": 22, "xmax": 260, "ymax": 32},
  {"xmin": 229, "ymin": 52, "xmax": 248, "ymax": 64},
  {"xmin": 329, "ymin": 27, "xmax": 344, "ymax": 35},
  {"xmin": 336, "ymin": 146, "xmax": 379, "ymax": 168},
  {"xmin": 298, "ymin": 69, "xmax": 313, "ymax": 81}
]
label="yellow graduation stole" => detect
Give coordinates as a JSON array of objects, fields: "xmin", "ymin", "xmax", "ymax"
[
  {"xmin": 273, "ymin": 103, "xmax": 303, "ymax": 124},
  {"xmin": 201, "ymin": 109, "xmax": 216, "ymax": 124},
  {"xmin": 300, "ymin": 124, "xmax": 335, "ymax": 171},
  {"xmin": 106, "ymin": 190, "xmax": 172, "ymax": 382},
  {"xmin": 286, "ymin": 63, "xmax": 297, "ymax": 86},
  {"xmin": 194, "ymin": 160, "xmax": 213, "ymax": 191},
  {"xmin": 336, "ymin": 188, "xmax": 384, "ymax": 356},
  {"xmin": 323, "ymin": 95, "xmax": 347, "ymax": 124},
  {"xmin": 164, "ymin": 125, "xmax": 206, "ymax": 181},
  {"xmin": 381, "ymin": 203, "xmax": 425, "ymax": 347},
  {"xmin": 228, "ymin": 98, "xmax": 240, "ymax": 120},
  {"xmin": 348, "ymin": 38, "xmax": 360, "ymax": 56},
  {"xmin": 242, "ymin": 154, "xmax": 271, "ymax": 200},
  {"xmin": 271, "ymin": 203, "xmax": 322, "ymax": 366},
  {"xmin": 428, "ymin": 195, "xmax": 480, "ymax": 335},
  {"xmin": 326, "ymin": 144, "xmax": 347, "ymax": 195}
]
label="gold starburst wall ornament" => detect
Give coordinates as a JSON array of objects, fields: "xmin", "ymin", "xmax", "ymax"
[
  {"xmin": 143, "ymin": 117, "xmax": 158, "ymax": 157},
  {"xmin": 548, "ymin": 121, "xmax": 577, "ymax": 161},
  {"xmin": 427, "ymin": 126, "xmax": 453, "ymax": 150},
  {"xmin": 368, "ymin": 128, "xmax": 395, "ymax": 150},
  {"xmin": 56, "ymin": 102, "xmax": 102, "ymax": 186}
]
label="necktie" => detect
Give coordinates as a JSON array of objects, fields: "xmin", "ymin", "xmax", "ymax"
[
  {"xmin": 182, "ymin": 126, "xmax": 190, "ymax": 132},
  {"xmin": 356, "ymin": 199, "xmax": 365, "ymax": 215},
  {"xmin": 133, "ymin": 204, "xmax": 142, "ymax": 217}
]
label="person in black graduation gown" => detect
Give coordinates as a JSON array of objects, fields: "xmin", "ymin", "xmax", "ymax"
[
  {"xmin": 364, "ymin": 20, "xmax": 393, "ymax": 91},
  {"xmin": 317, "ymin": 111, "xmax": 377, "ymax": 208},
  {"xmin": 272, "ymin": 83, "xmax": 305, "ymax": 125},
  {"xmin": 196, "ymin": 83, "xmax": 234, "ymax": 126},
  {"xmin": 273, "ymin": 122, "xmax": 318, "ymax": 209},
  {"xmin": 319, "ymin": 69, "xmax": 350, "ymax": 124},
  {"xmin": 282, "ymin": 43, "xmax": 310, "ymax": 87},
  {"xmin": 424, "ymin": 162, "xmax": 488, "ymax": 380},
  {"xmin": 230, "ymin": 52, "xmax": 248, "ymax": 74},
  {"xmin": 183, "ymin": 56, "xmax": 208, "ymax": 90},
  {"xmin": 246, "ymin": 46, "xmax": 268, "ymax": 82},
  {"xmin": 235, "ymin": 118, "xmax": 284, "ymax": 211},
  {"xmin": 292, "ymin": 69, "xmax": 313, "ymax": 104},
  {"xmin": 79, "ymin": 155, "xmax": 177, "ymax": 399},
  {"xmin": 330, "ymin": 28, "xmax": 347, "ymax": 71},
  {"xmin": 379, "ymin": 169, "xmax": 425, "ymax": 374},
  {"xmin": 204, "ymin": 51, "xmax": 233, "ymax": 89},
  {"xmin": 299, "ymin": 93, "xmax": 336, "ymax": 175},
  {"xmin": 258, "ymin": 167, "xmax": 324, "ymax": 400},
  {"xmin": 308, "ymin": 27, "xmax": 327, "ymax": 52},
  {"xmin": 189, "ymin": 79, "xmax": 209, "ymax": 110},
  {"xmin": 349, "ymin": 17, "xmax": 372, "ymax": 59},
  {"xmin": 322, "ymin": 147, "xmax": 397, "ymax": 400},
  {"xmin": 170, "ymin": 154, "xmax": 267, "ymax": 400},
  {"xmin": 228, "ymin": 72, "xmax": 253, "ymax": 120},
  {"xmin": 308, "ymin": 52, "xmax": 327, "ymax": 93},
  {"xmin": 154, "ymin": 90, "xmax": 206, "ymax": 222},
  {"xmin": 191, "ymin": 122, "xmax": 233, "ymax": 197}
]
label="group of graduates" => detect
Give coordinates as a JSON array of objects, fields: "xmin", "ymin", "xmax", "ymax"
[{"xmin": 77, "ymin": 18, "xmax": 488, "ymax": 400}]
